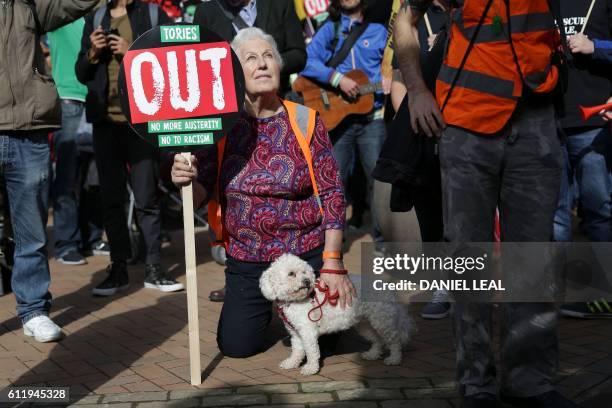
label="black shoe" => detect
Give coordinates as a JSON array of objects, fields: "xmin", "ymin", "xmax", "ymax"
[
  {"xmin": 57, "ymin": 250, "xmax": 87, "ymax": 265},
  {"xmin": 92, "ymin": 241, "xmax": 111, "ymax": 256},
  {"xmin": 160, "ymin": 230, "xmax": 172, "ymax": 244},
  {"xmin": 348, "ymin": 213, "xmax": 363, "ymax": 230},
  {"xmin": 501, "ymin": 390, "xmax": 577, "ymax": 408},
  {"xmin": 209, "ymin": 287, "xmax": 225, "ymax": 302},
  {"xmin": 92, "ymin": 262, "xmax": 129, "ymax": 296},
  {"xmin": 144, "ymin": 264, "xmax": 185, "ymax": 292},
  {"xmin": 462, "ymin": 393, "xmax": 500, "ymax": 408}
]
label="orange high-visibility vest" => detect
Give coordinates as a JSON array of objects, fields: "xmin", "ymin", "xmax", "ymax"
[
  {"xmin": 436, "ymin": 0, "xmax": 560, "ymax": 134},
  {"xmin": 208, "ymin": 100, "xmax": 323, "ymax": 249}
]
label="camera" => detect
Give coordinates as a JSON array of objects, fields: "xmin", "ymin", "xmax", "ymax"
[{"xmin": 103, "ymin": 28, "xmax": 119, "ymax": 36}]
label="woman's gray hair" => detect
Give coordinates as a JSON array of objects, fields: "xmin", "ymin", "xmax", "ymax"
[{"xmin": 231, "ymin": 27, "xmax": 284, "ymax": 70}]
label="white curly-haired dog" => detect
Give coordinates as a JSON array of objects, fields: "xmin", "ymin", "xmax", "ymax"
[{"xmin": 260, "ymin": 253, "xmax": 414, "ymax": 376}]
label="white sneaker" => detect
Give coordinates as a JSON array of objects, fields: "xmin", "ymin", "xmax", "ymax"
[{"xmin": 23, "ymin": 316, "xmax": 62, "ymax": 342}]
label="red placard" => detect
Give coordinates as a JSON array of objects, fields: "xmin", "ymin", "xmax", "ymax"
[
  {"xmin": 304, "ymin": 0, "xmax": 329, "ymax": 17},
  {"xmin": 123, "ymin": 41, "xmax": 238, "ymax": 124}
]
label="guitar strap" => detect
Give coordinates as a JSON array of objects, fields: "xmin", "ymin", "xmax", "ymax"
[{"xmin": 326, "ymin": 20, "xmax": 370, "ymax": 69}]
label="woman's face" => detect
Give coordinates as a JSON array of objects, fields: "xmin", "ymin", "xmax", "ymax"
[{"xmin": 239, "ymin": 38, "xmax": 281, "ymax": 97}]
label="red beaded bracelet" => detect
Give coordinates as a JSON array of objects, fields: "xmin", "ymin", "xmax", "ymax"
[{"xmin": 319, "ymin": 269, "xmax": 348, "ymax": 275}]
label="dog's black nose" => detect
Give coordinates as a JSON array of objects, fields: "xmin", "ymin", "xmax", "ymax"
[{"xmin": 302, "ymin": 279, "xmax": 311, "ymax": 288}]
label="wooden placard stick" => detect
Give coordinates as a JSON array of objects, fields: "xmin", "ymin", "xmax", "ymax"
[
  {"xmin": 181, "ymin": 151, "xmax": 201, "ymax": 386},
  {"xmin": 424, "ymin": 13, "xmax": 435, "ymax": 51},
  {"xmin": 424, "ymin": 13, "xmax": 434, "ymax": 37},
  {"xmin": 580, "ymin": 0, "xmax": 596, "ymax": 34}
]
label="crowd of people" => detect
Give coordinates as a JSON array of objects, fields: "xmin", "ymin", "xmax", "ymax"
[{"xmin": 0, "ymin": 0, "xmax": 610, "ymax": 407}]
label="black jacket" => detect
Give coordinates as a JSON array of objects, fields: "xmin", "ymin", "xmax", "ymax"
[
  {"xmin": 559, "ymin": 0, "xmax": 612, "ymax": 129},
  {"xmin": 75, "ymin": 0, "xmax": 171, "ymax": 124},
  {"xmin": 192, "ymin": 0, "xmax": 306, "ymax": 79}
]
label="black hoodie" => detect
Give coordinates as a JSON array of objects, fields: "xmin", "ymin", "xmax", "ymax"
[{"xmin": 559, "ymin": 0, "xmax": 612, "ymax": 129}]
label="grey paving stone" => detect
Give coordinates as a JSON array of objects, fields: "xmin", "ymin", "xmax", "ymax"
[
  {"xmin": 309, "ymin": 402, "xmax": 377, "ymax": 408},
  {"xmin": 429, "ymin": 378, "xmax": 456, "ymax": 389},
  {"xmin": 270, "ymin": 392, "xmax": 333, "ymax": 404},
  {"xmin": 586, "ymin": 359, "xmax": 612, "ymax": 376},
  {"xmin": 244, "ymin": 405, "xmax": 304, "ymax": 408},
  {"xmin": 367, "ymin": 378, "xmax": 430, "ymax": 389},
  {"xmin": 236, "ymin": 384, "xmax": 299, "ymax": 394},
  {"xmin": 200, "ymin": 393, "xmax": 267, "ymax": 407},
  {"xmin": 557, "ymin": 371, "xmax": 608, "ymax": 395},
  {"xmin": 103, "ymin": 392, "xmax": 168, "ymax": 403},
  {"xmin": 70, "ymin": 395, "xmax": 102, "ymax": 404},
  {"xmin": 301, "ymin": 381, "xmax": 366, "ymax": 393},
  {"xmin": 403, "ymin": 388, "xmax": 457, "ymax": 399},
  {"xmin": 169, "ymin": 389, "xmax": 233, "ymax": 399},
  {"xmin": 381, "ymin": 399, "xmax": 452, "ymax": 408},
  {"xmin": 336, "ymin": 388, "xmax": 404, "ymax": 400},
  {"xmin": 136, "ymin": 399, "xmax": 199, "ymax": 408},
  {"xmin": 69, "ymin": 404, "xmax": 133, "ymax": 408}
]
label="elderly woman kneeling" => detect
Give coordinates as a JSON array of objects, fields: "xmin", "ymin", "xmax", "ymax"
[{"xmin": 172, "ymin": 27, "xmax": 354, "ymax": 358}]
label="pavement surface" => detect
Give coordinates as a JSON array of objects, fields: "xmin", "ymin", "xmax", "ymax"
[{"xmin": 0, "ymin": 208, "xmax": 611, "ymax": 407}]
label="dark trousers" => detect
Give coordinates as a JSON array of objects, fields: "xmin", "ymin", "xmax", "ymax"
[
  {"xmin": 413, "ymin": 183, "xmax": 444, "ymax": 242},
  {"xmin": 217, "ymin": 247, "xmax": 324, "ymax": 358},
  {"xmin": 438, "ymin": 97, "xmax": 562, "ymax": 398},
  {"xmin": 92, "ymin": 121, "xmax": 161, "ymax": 265},
  {"xmin": 77, "ymin": 152, "xmax": 104, "ymax": 249}
]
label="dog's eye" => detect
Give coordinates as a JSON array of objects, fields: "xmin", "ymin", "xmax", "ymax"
[{"xmin": 288, "ymin": 272, "xmax": 295, "ymax": 277}]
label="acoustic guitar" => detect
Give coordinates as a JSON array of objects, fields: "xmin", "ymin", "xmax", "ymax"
[{"xmin": 291, "ymin": 69, "xmax": 382, "ymax": 131}]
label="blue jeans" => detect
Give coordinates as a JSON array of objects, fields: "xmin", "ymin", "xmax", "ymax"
[
  {"xmin": 553, "ymin": 127, "xmax": 612, "ymax": 242},
  {"xmin": 330, "ymin": 117, "xmax": 385, "ymax": 241},
  {"xmin": 0, "ymin": 133, "xmax": 52, "ymax": 322},
  {"xmin": 52, "ymin": 100, "xmax": 83, "ymax": 257}
]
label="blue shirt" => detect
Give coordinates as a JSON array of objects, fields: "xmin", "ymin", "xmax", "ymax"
[
  {"xmin": 593, "ymin": 39, "xmax": 612, "ymax": 64},
  {"xmin": 300, "ymin": 15, "xmax": 388, "ymax": 107},
  {"xmin": 232, "ymin": 0, "xmax": 257, "ymax": 32}
]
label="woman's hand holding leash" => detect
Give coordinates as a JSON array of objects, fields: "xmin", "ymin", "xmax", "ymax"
[{"xmin": 319, "ymin": 258, "xmax": 356, "ymax": 309}]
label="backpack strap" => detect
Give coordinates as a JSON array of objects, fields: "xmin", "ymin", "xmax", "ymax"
[
  {"xmin": 440, "ymin": 0, "xmax": 493, "ymax": 112},
  {"xmin": 148, "ymin": 3, "xmax": 158, "ymax": 27},
  {"xmin": 283, "ymin": 100, "xmax": 323, "ymax": 216},
  {"xmin": 93, "ymin": 5, "xmax": 107, "ymax": 29}
]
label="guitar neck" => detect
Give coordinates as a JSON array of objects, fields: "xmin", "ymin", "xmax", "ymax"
[{"xmin": 358, "ymin": 82, "xmax": 383, "ymax": 95}]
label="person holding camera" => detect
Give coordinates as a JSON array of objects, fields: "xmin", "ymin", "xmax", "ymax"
[{"xmin": 76, "ymin": 0, "xmax": 183, "ymax": 296}]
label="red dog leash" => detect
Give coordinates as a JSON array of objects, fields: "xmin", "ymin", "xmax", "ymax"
[{"xmin": 307, "ymin": 280, "xmax": 340, "ymax": 322}]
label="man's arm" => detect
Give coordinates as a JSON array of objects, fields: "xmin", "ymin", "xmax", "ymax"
[
  {"xmin": 34, "ymin": 0, "xmax": 98, "ymax": 33},
  {"xmin": 279, "ymin": 0, "xmax": 307, "ymax": 76},
  {"xmin": 75, "ymin": 12, "xmax": 97, "ymax": 85},
  {"xmin": 301, "ymin": 22, "xmax": 337, "ymax": 84},
  {"xmin": 393, "ymin": 1, "xmax": 444, "ymax": 137}
]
